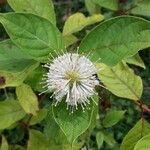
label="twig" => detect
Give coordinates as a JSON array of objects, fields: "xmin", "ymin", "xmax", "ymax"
[{"xmin": 135, "ymin": 101, "xmax": 150, "ymax": 112}]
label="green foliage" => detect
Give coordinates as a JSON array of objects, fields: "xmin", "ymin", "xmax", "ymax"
[
  {"xmin": 63, "ymin": 12, "xmax": 104, "ymax": 35},
  {"xmin": 120, "ymin": 119, "xmax": 150, "ymax": 150},
  {"xmin": 27, "ymin": 129, "xmax": 49, "ymax": 150},
  {"xmin": 79, "ymin": 16, "xmax": 150, "ymax": 66},
  {"xmin": 93, "ymin": 0, "xmax": 118, "ymax": 11},
  {"xmin": 16, "ymin": 83, "xmax": 39, "ymax": 115},
  {"xmin": 124, "ymin": 53, "xmax": 146, "ymax": 69},
  {"xmin": 0, "ymin": 40, "xmax": 34, "ymax": 72},
  {"xmin": 0, "ymin": 61, "xmax": 38, "ymax": 89},
  {"xmin": 131, "ymin": 0, "xmax": 150, "ymax": 17},
  {"xmin": 97, "ymin": 62, "xmax": 143, "ymax": 100},
  {"xmin": 134, "ymin": 133, "xmax": 150, "ymax": 150},
  {"xmin": 53, "ymin": 101, "xmax": 97, "ymax": 144},
  {"xmin": 0, "ymin": 0, "xmax": 150, "ymax": 149},
  {"xmin": 0, "ymin": 13, "xmax": 64, "ymax": 62},
  {"xmin": 30, "ymin": 109, "xmax": 47, "ymax": 125},
  {"xmin": 85, "ymin": 0, "xmax": 100, "ymax": 15},
  {"xmin": 103, "ymin": 131, "xmax": 116, "ymax": 147},
  {"xmin": 7, "ymin": 0, "xmax": 56, "ymax": 25},
  {"xmin": 102, "ymin": 110, "xmax": 125, "ymax": 128},
  {"xmin": 96, "ymin": 132, "xmax": 104, "ymax": 149},
  {"xmin": 0, "ymin": 100, "xmax": 26, "ymax": 129}
]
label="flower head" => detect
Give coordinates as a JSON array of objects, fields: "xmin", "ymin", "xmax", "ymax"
[{"xmin": 43, "ymin": 53, "xmax": 99, "ymax": 111}]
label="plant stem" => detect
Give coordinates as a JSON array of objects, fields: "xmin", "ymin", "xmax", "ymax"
[{"xmin": 135, "ymin": 101, "xmax": 150, "ymax": 112}]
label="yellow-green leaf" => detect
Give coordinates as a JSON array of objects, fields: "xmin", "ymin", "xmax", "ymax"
[
  {"xmin": 16, "ymin": 83, "xmax": 39, "ymax": 115},
  {"xmin": 134, "ymin": 133, "xmax": 150, "ymax": 150},
  {"xmin": 120, "ymin": 119, "xmax": 150, "ymax": 150},
  {"xmin": 63, "ymin": 13, "xmax": 104, "ymax": 35},
  {"xmin": 0, "ymin": 62, "xmax": 39, "ymax": 89},
  {"xmin": 97, "ymin": 62, "xmax": 143, "ymax": 100},
  {"xmin": 0, "ymin": 100, "xmax": 26, "ymax": 129}
]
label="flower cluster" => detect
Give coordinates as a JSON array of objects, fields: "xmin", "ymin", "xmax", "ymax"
[{"xmin": 43, "ymin": 53, "xmax": 99, "ymax": 111}]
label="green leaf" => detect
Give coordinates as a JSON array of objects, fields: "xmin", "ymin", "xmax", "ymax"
[
  {"xmin": 63, "ymin": 13, "xmax": 104, "ymax": 36},
  {"xmin": 16, "ymin": 83, "xmax": 39, "ymax": 115},
  {"xmin": 85, "ymin": 0, "xmax": 100, "ymax": 15},
  {"xmin": 97, "ymin": 62, "xmax": 143, "ymax": 100},
  {"xmin": 93, "ymin": 0, "xmax": 118, "ymax": 11},
  {"xmin": 0, "ymin": 13, "xmax": 64, "ymax": 62},
  {"xmin": 7, "ymin": 0, "xmax": 56, "ymax": 25},
  {"xmin": 124, "ymin": 53, "xmax": 146, "ymax": 69},
  {"xmin": 52, "ymin": 101, "xmax": 96, "ymax": 144},
  {"xmin": 44, "ymin": 107, "xmax": 82, "ymax": 150},
  {"xmin": 134, "ymin": 133, "xmax": 150, "ymax": 150},
  {"xmin": 0, "ymin": 136, "xmax": 9, "ymax": 150},
  {"xmin": 27, "ymin": 129, "xmax": 49, "ymax": 150},
  {"xmin": 79, "ymin": 16, "xmax": 150, "ymax": 66},
  {"xmin": 0, "ymin": 100, "xmax": 26, "ymax": 129},
  {"xmin": 103, "ymin": 110, "xmax": 125, "ymax": 128},
  {"xmin": 120, "ymin": 119, "xmax": 150, "ymax": 150},
  {"xmin": 103, "ymin": 131, "xmax": 116, "ymax": 147},
  {"xmin": 96, "ymin": 132, "xmax": 104, "ymax": 149},
  {"xmin": 25, "ymin": 65, "xmax": 45, "ymax": 92},
  {"xmin": 0, "ymin": 62, "xmax": 39, "ymax": 89},
  {"xmin": 63, "ymin": 34, "xmax": 78, "ymax": 47},
  {"xmin": 0, "ymin": 40, "xmax": 37, "ymax": 73},
  {"xmin": 30, "ymin": 109, "xmax": 47, "ymax": 125},
  {"xmin": 131, "ymin": 0, "xmax": 150, "ymax": 17}
]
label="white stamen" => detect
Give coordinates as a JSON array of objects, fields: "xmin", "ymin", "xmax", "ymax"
[{"xmin": 42, "ymin": 53, "xmax": 100, "ymax": 112}]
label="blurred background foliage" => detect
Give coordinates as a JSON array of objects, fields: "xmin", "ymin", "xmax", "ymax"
[{"xmin": 0, "ymin": 0, "xmax": 150, "ymax": 149}]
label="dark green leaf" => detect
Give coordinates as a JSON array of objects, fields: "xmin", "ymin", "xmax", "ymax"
[
  {"xmin": 0, "ymin": 40, "xmax": 36, "ymax": 73},
  {"xmin": 0, "ymin": 13, "xmax": 64, "ymax": 62},
  {"xmin": 52, "ymin": 101, "xmax": 96, "ymax": 144},
  {"xmin": 79, "ymin": 16, "xmax": 150, "ymax": 66}
]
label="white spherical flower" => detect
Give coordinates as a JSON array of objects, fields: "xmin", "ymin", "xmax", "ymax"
[{"xmin": 43, "ymin": 53, "xmax": 99, "ymax": 111}]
